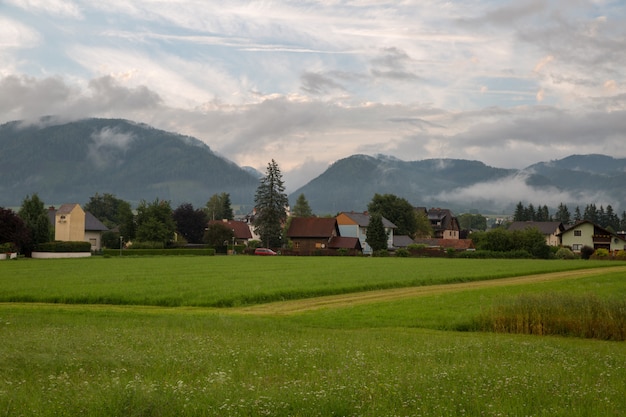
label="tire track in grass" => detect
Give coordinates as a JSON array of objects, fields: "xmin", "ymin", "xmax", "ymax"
[{"xmin": 232, "ymin": 266, "xmax": 626, "ymax": 316}]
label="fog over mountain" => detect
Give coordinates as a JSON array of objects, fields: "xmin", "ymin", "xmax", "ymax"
[{"xmin": 1, "ymin": 119, "xmax": 625, "ymax": 215}]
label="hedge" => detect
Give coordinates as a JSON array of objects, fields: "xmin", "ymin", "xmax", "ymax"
[
  {"xmin": 102, "ymin": 248, "xmax": 216, "ymax": 257},
  {"xmin": 35, "ymin": 241, "xmax": 92, "ymax": 252}
]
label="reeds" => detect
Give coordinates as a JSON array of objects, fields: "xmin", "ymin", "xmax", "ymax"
[{"xmin": 476, "ymin": 293, "xmax": 626, "ymax": 340}]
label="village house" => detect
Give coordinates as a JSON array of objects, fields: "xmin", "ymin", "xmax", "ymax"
[
  {"xmin": 286, "ymin": 217, "xmax": 362, "ymax": 255},
  {"xmin": 336, "ymin": 211, "xmax": 396, "ymax": 255},
  {"xmin": 559, "ymin": 220, "xmax": 626, "ymax": 253},
  {"xmin": 47, "ymin": 204, "xmax": 109, "ymax": 250},
  {"xmin": 507, "ymin": 221, "xmax": 565, "ymax": 246}
]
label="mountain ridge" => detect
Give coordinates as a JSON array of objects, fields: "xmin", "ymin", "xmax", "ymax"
[{"xmin": 1, "ymin": 118, "xmax": 625, "ymax": 215}]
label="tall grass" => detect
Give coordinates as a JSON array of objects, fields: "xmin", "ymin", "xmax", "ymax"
[
  {"xmin": 474, "ymin": 293, "xmax": 626, "ymax": 340},
  {"xmin": 2, "ymin": 305, "xmax": 626, "ymax": 416}
]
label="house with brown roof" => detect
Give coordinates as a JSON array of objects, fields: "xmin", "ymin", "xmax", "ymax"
[
  {"xmin": 507, "ymin": 221, "xmax": 565, "ymax": 246},
  {"xmin": 426, "ymin": 208, "xmax": 460, "ymax": 239},
  {"xmin": 559, "ymin": 220, "xmax": 626, "ymax": 253},
  {"xmin": 336, "ymin": 211, "xmax": 396, "ymax": 254},
  {"xmin": 208, "ymin": 219, "xmax": 253, "ymax": 245},
  {"xmin": 286, "ymin": 217, "xmax": 362, "ymax": 255}
]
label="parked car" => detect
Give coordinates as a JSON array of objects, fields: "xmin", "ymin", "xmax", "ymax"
[{"xmin": 254, "ymin": 248, "xmax": 277, "ymax": 256}]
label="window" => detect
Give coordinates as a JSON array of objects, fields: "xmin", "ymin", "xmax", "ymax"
[
  {"xmin": 574, "ymin": 230, "xmax": 582, "ymax": 237},
  {"xmin": 572, "ymin": 244, "xmax": 582, "ymax": 251},
  {"xmin": 294, "ymin": 241, "xmax": 300, "ymax": 249}
]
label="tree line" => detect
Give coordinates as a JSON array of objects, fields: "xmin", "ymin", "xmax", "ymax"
[{"xmin": 514, "ymin": 202, "xmax": 626, "ymax": 232}]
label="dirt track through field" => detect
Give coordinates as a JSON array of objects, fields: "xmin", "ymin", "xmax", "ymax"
[{"xmin": 233, "ymin": 266, "xmax": 626, "ymax": 316}]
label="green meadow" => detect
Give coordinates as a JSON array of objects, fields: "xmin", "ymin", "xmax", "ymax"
[{"xmin": 1, "ymin": 257, "xmax": 626, "ymax": 416}]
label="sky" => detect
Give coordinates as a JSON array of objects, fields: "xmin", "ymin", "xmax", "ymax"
[{"xmin": 2, "ymin": 0, "xmax": 626, "ymax": 193}]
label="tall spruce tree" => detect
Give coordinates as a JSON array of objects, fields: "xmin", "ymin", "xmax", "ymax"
[
  {"xmin": 254, "ymin": 160, "xmax": 288, "ymax": 248},
  {"xmin": 292, "ymin": 193, "xmax": 313, "ymax": 217}
]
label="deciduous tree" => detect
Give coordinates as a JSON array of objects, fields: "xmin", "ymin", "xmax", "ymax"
[
  {"xmin": 367, "ymin": 193, "xmax": 417, "ymax": 237},
  {"xmin": 173, "ymin": 203, "xmax": 208, "ymax": 244},
  {"xmin": 18, "ymin": 194, "xmax": 51, "ymax": 256},
  {"xmin": 135, "ymin": 199, "xmax": 176, "ymax": 244},
  {"xmin": 84, "ymin": 193, "xmax": 135, "ymax": 240},
  {"xmin": 0, "ymin": 207, "xmax": 30, "ymax": 253}
]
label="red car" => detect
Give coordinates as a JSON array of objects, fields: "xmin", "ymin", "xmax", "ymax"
[{"xmin": 254, "ymin": 248, "xmax": 277, "ymax": 256}]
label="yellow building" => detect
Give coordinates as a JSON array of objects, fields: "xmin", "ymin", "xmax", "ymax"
[{"xmin": 54, "ymin": 203, "xmax": 86, "ymax": 242}]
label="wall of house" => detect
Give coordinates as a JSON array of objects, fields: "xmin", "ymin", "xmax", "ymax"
[
  {"xmin": 55, "ymin": 206, "xmax": 86, "ymax": 242},
  {"xmin": 561, "ymin": 222, "xmax": 595, "ymax": 252},
  {"xmin": 84, "ymin": 231, "xmax": 101, "ymax": 251}
]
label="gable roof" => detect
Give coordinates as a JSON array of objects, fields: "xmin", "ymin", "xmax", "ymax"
[
  {"xmin": 328, "ymin": 236, "xmax": 362, "ymax": 250},
  {"xmin": 56, "ymin": 203, "xmax": 82, "ymax": 215},
  {"xmin": 508, "ymin": 221, "xmax": 564, "ymax": 235},
  {"xmin": 208, "ymin": 220, "xmax": 253, "ymax": 239},
  {"xmin": 287, "ymin": 217, "xmax": 339, "ymax": 238},
  {"xmin": 47, "ymin": 206, "xmax": 108, "ymax": 232},
  {"xmin": 338, "ymin": 212, "xmax": 397, "ymax": 228},
  {"xmin": 393, "ymin": 235, "xmax": 415, "ymax": 248}
]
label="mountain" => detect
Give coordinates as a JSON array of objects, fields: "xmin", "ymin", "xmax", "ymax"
[
  {"xmin": 2, "ymin": 118, "xmax": 625, "ymax": 215},
  {"xmin": 289, "ymin": 154, "xmax": 626, "ymax": 215},
  {"xmin": 0, "ymin": 118, "xmax": 260, "ymax": 210}
]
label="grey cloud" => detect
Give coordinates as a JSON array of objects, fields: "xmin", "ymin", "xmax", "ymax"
[
  {"xmin": 300, "ymin": 71, "xmax": 346, "ymax": 95},
  {"xmin": 87, "ymin": 127, "xmax": 136, "ymax": 169},
  {"xmin": 457, "ymin": 0, "xmax": 548, "ymax": 27},
  {"xmin": 0, "ymin": 74, "xmax": 164, "ymax": 123}
]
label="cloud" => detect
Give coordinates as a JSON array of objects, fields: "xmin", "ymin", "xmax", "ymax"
[
  {"xmin": 435, "ymin": 172, "xmax": 613, "ymax": 213},
  {"xmin": 6, "ymin": 0, "xmax": 82, "ymax": 18},
  {"xmin": 87, "ymin": 127, "xmax": 136, "ymax": 169}
]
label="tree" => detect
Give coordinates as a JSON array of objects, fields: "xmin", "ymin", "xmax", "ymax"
[
  {"xmin": 135, "ymin": 199, "xmax": 176, "ymax": 244},
  {"xmin": 203, "ymin": 222, "xmax": 234, "ymax": 248},
  {"xmin": 292, "ymin": 193, "xmax": 313, "ymax": 217},
  {"xmin": 254, "ymin": 160, "xmax": 288, "ymax": 248},
  {"xmin": 366, "ymin": 213, "xmax": 388, "ymax": 252},
  {"xmin": 414, "ymin": 210, "xmax": 433, "ymax": 238},
  {"xmin": 554, "ymin": 203, "xmax": 571, "ymax": 225},
  {"xmin": 205, "ymin": 192, "xmax": 233, "ymax": 221},
  {"xmin": 574, "ymin": 206, "xmax": 582, "ymax": 222},
  {"xmin": 513, "ymin": 202, "xmax": 526, "ymax": 221},
  {"xmin": 0, "ymin": 207, "xmax": 30, "ymax": 253},
  {"xmin": 18, "ymin": 194, "xmax": 51, "ymax": 256},
  {"xmin": 458, "ymin": 213, "xmax": 487, "ymax": 231},
  {"xmin": 84, "ymin": 193, "xmax": 135, "ymax": 240},
  {"xmin": 367, "ymin": 193, "xmax": 417, "ymax": 237},
  {"xmin": 173, "ymin": 203, "xmax": 208, "ymax": 244}
]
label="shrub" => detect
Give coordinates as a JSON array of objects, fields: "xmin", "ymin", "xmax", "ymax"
[
  {"xmin": 372, "ymin": 249, "xmax": 390, "ymax": 257},
  {"xmin": 130, "ymin": 241, "xmax": 165, "ymax": 249},
  {"xmin": 615, "ymin": 250, "xmax": 626, "ymax": 261},
  {"xmin": 36, "ymin": 241, "xmax": 92, "ymax": 252},
  {"xmin": 590, "ymin": 248, "xmax": 610, "ymax": 260},
  {"xmin": 337, "ymin": 248, "xmax": 348, "ymax": 256},
  {"xmin": 446, "ymin": 247, "xmax": 456, "ymax": 257},
  {"xmin": 395, "ymin": 248, "xmax": 409, "ymax": 257},
  {"xmin": 555, "ymin": 247, "xmax": 577, "ymax": 260},
  {"xmin": 580, "ymin": 245, "xmax": 594, "ymax": 260},
  {"xmin": 0, "ymin": 242, "xmax": 17, "ymax": 253},
  {"xmin": 407, "ymin": 243, "xmax": 427, "ymax": 250}
]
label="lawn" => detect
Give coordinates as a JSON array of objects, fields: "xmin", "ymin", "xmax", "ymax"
[{"xmin": 1, "ymin": 257, "xmax": 626, "ymax": 416}]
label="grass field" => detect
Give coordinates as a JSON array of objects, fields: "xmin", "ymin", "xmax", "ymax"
[{"xmin": 1, "ymin": 257, "xmax": 626, "ymax": 416}]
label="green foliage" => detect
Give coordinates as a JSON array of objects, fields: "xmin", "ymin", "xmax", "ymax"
[
  {"xmin": 203, "ymin": 222, "xmax": 234, "ymax": 247},
  {"xmin": 292, "ymin": 193, "xmax": 313, "ymax": 217},
  {"xmin": 414, "ymin": 210, "xmax": 433, "ymax": 238},
  {"xmin": 17, "ymin": 194, "xmax": 51, "ymax": 255},
  {"xmin": 36, "ymin": 241, "xmax": 92, "ymax": 252},
  {"xmin": 367, "ymin": 193, "xmax": 417, "ymax": 237},
  {"xmin": 0, "ymin": 207, "xmax": 29, "ymax": 253},
  {"xmin": 135, "ymin": 199, "xmax": 176, "ymax": 244},
  {"xmin": 580, "ymin": 245, "xmax": 595, "ymax": 260},
  {"xmin": 172, "ymin": 203, "xmax": 207, "ymax": 244},
  {"xmin": 394, "ymin": 248, "xmax": 409, "ymax": 257},
  {"xmin": 254, "ymin": 160, "xmax": 288, "ymax": 247},
  {"xmin": 457, "ymin": 213, "xmax": 487, "ymax": 231},
  {"xmin": 365, "ymin": 213, "xmax": 388, "ymax": 252},
  {"xmin": 104, "ymin": 248, "xmax": 215, "ymax": 256},
  {"xmin": 555, "ymin": 247, "xmax": 577, "ymax": 260},
  {"xmin": 0, "ymin": 242, "xmax": 17, "ymax": 253},
  {"xmin": 84, "ymin": 193, "xmax": 135, "ymax": 239},
  {"xmin": 205, "ymin": 192, "xmax": 233, "ymax": 221},
  {"xmin": 471, "ymin": 227, "xmax": 551, "ymax": 259},
  {"xmin": 591, "ymin": 248, "xmax": 610, "ymax": 259}
]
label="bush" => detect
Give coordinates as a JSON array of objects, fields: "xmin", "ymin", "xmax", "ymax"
[
  {"xmin": 555, "ymin": 247, "xmax": 577, "ymax": 260},
  {"xmin": 580, "ymin": 246, "xmax": 594, "ymax": 260},
  {"xmin": 130, "ymin": 241, "xmax": 165, "ymax": 249},
  {"xmin": 36, "ymin": 241, "xmax": 92, "ymax": 252},
  {"xmin": 0, "ymin": 242, "xmax": 17, "ymax": 253},
  {"xmin": 395, "ymin": 248, "xmax": 409, "ymax": 257},
  {"xmin": 446, "ymin": 248, "xmax": 456, "ymax": 257},
  {"xmin": 615, "ymin": 250, "xmax": 626, "ymax": 261},
  {"xmin": 372, "ymin": 249, "xmax": 390, "ymax": 257},
  {"xmin": 590, "ymin": 248, "xmax": 610, "ymax": 260},
  {"xmin": 407, "ymin": 243, "xmax": 427, "ymax": 250}
]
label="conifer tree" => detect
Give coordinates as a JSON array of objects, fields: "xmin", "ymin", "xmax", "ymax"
[
  {"xmin": 254, "ymin": 160, "xmax": 288, "ymax": 248},
  {"xmin": 292, "ymin": 193, "xmax": 313, "ymax": 217},
  {"xmin": 366, "ymin": 213, "xmax": 388, "ymax": 252}
]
